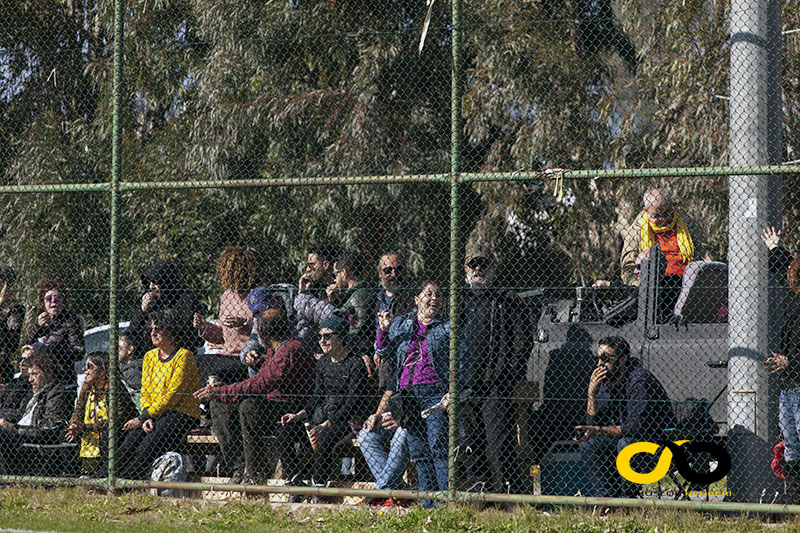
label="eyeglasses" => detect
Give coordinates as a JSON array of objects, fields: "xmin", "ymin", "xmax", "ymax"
[
  {"xmin": 648, "ymin": 209, "xmax": 672, "ymax": 220},
  {"xmin": 382, "ymin": 265, "xmax": 404, "ymax": 275},
  {"xmin": 467, "ymin": 258, "xmax": 490, "ymax": 270},
  {"xmin": 319, "ymin": 332, "xmax": 336, "ymax": 342}
]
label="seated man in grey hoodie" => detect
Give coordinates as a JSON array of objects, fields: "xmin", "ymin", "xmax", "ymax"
[{"xmin": 239, "ymin": 285, "xmax": 339, "ymax": 376}]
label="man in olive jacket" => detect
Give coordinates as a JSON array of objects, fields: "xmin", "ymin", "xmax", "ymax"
[
  {"xmin": 0, "ymin": 350, "xmax": 75, "ymax": 474},
  {"xmin": 326, "ymin": 251, "xmax": 373, "ymax": 359}
]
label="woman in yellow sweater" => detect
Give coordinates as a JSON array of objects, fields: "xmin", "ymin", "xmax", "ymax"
[{"xmin": 116, "ymin": 309, "xmax": 202, "ymax": 480}]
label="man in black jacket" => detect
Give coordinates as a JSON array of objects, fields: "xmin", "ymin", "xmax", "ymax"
[
  {"xmin": 127, "ymin": 258, "xmax": 202, "ymax": 361},
  {"xmin": 0, "ymin": 350, "xmax": 75, "ymax": 474},
  {"xmin": 0, "ymin": 348, "xmax": 33, "ymax": 423},
  {"xmin": 458, "ymin": 245, "xmax": 529, "ymax": 494}
]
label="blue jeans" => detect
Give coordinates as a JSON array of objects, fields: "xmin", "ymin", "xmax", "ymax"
[
  {"xmin": 357, "ymin": 425, "xmax": 410, "ymax": 490},
  {"xmin": 405, "ymin": 383, "xmax": 449, "ymax": 504},
  {"xmin": 579, "ymin": 435, "xmax": 642, "ymax": 498},
  {"xmin": 780, "ymin": 388, "xmax": 800, "ymax": 462}
]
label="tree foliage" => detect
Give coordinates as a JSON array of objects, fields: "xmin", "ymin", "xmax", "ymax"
[{"xmin": 0, "ymin": 0, "xmax": 795, "ymax": 325}]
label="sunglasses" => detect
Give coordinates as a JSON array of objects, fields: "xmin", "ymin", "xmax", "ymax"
[
  {"xmin": 44, "ymin": 294, "xmax": 63, "ymax": 303},
  {"xmin": 319, "ymin": 332, "xmax": 336, "ymax": 342},
  {"xmin": 382, "ymin": 265, "xmax": 404, "ymax": 275},
  {"xmin": 598, "ymin": 354, "xmax": 618, "ymax": 363},
  {"xmin": 467, "ymin": 258, "xmax": 490, "ymax": 270}
]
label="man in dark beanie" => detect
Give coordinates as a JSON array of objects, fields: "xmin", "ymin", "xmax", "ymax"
[{"xmin": 195, "ymin": 307, "xmax": 315, "ymax": 484}]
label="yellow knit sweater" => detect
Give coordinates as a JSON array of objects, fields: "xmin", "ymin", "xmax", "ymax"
[{"xmin": 140, "ymin": 347, "xmax": 202, "ymax": 420}]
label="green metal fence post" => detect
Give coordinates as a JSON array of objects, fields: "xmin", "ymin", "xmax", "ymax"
[
  {"xmin": 448, "ymin": 0, "xmax": 463, "ymax": 505},
  {"xmin": 107, "ymin": 0, "xmax": 125, "ymax": 492}
]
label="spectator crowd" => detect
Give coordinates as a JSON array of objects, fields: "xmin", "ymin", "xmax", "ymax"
[{"xmin": 1, "ymin": 187, "xmax": 798, "ymax": 507}]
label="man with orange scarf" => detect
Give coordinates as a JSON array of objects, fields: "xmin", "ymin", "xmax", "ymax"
[{"xmin": 619, "ymin": 188, "xmax": 708, "ymax": 286}]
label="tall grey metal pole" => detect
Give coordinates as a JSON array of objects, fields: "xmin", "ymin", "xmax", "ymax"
[
  {"xmin": 108, "ymin": 0, "xmax": 125, "ymax": 490},
  {"xmin": 448, "ymin": 0, "xmax": 463, "ymax": 504},
  {"xmin": 727, "ymin": 0, "xmax": 782, "ymax": 503}
]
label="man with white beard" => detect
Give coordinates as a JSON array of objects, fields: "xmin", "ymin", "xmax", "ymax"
[{"xmin": 458, "ymin": 245, "xmax": 528, "ymax": 495}]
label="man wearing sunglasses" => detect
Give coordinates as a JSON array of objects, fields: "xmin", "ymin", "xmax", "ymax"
[
  {"xmin": 574, "ymin": 336, "xmax": 675, "ymax": 498},
  {"xmin": 374, "ymin": 251, "xmax": 416, "ymax": 391},
  {"xmin": 458, "ymin": 244, "xmax": 528, "ymax": 495}
]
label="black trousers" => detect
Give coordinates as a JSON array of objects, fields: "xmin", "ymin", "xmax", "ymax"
[
  {"xmin": 459, "ymin": 384, "xmax": 528, "ymax": 494},
  {"xmin": 275, "ymin": 419, "xmax": 352, "ymax": 485},
  {"xmin": 210, "ymin": 397, "xmax": 290, "ymax": 477},
  {"xmin": 0, "ymin": 427, "xmax": 25, "ymax": 474},
  {"xmin": 116, "ymin": 412, "xmax": 196, "ymax": 480}
]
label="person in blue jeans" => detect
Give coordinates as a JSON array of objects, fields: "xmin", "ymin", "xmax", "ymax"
[
  {"xmin": 375, "ymin": 280, "xmax": 453, "ymax": 507},
  {"xmin": 574, "ymin": 336, "xmax": 675, "ymax": 498},
  {"xmin": 358, "ymin": 398, "xmax": 410, "ymax": 499},
  {"xmin": 762, "ymin": 226, "xmax": 800, "ymax": 503}
]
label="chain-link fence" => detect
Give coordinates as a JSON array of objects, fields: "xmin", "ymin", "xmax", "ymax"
[{"xmin": 1, "ymin": 0, "xmax": 800, "ymax": 510}]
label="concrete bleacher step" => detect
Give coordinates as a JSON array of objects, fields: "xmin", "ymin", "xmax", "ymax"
[{"xmin": 195, "ymin": 477, "xmax": 375, "ymax": 504}]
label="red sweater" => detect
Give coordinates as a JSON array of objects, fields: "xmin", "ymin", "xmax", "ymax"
[{"xmin": 215, "ymin": 338, "xmax": 315, "ymax": 403}]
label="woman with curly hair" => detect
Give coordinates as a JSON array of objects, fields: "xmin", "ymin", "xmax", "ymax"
[
  {"xmin": 65, "ymin": 351, "xmax": 136, "ymax": 476},
  {"xmin": 193, "ymin": 247, "xmax": 269, "ymax": 383},
  {"xmin": 23, "ymin": 279, "xmax": 84, "ymax": 384}
]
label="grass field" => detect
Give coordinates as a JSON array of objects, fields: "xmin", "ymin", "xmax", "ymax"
[{"xmin": 0, "ymin": 487, "xmax": 798, "ymax": 532}]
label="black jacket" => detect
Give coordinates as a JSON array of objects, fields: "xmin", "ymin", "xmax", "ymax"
[
  {"xmin": 23, "ymin": 310, "xmax": 84, "ymax": 384},
  {"xmin": 768, "ymin": 247, "xmax": 800, "ymax": 388},
  {"xmin": 460, "ymin": 288, "xmax": 529, "ymax": 389},
  {"xmin": 305, "ymin": 352, "xmax": 369, "ymax": 426},
  {"xmin": 0, "ymin": 298, "xmax": 24, "ymax": 383},
  {"xmin": 586, "ymin": 357, "xmax": 676, "ymax": 440},
  {"xmin": 14, "ymin": 382, "xmax": 75, "ymax": 443},
  {"xmin": 127, "ymin": 258, "xmax": 202, "ymax": 356},
  {"xmin": 0, "ymin": 375, "xmax": 32, "ymax": 421}
]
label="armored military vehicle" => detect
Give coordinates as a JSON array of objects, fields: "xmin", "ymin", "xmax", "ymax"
[{"xmin": 526, "ymin": 246, "xmax": 728, "ymax": 462}]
